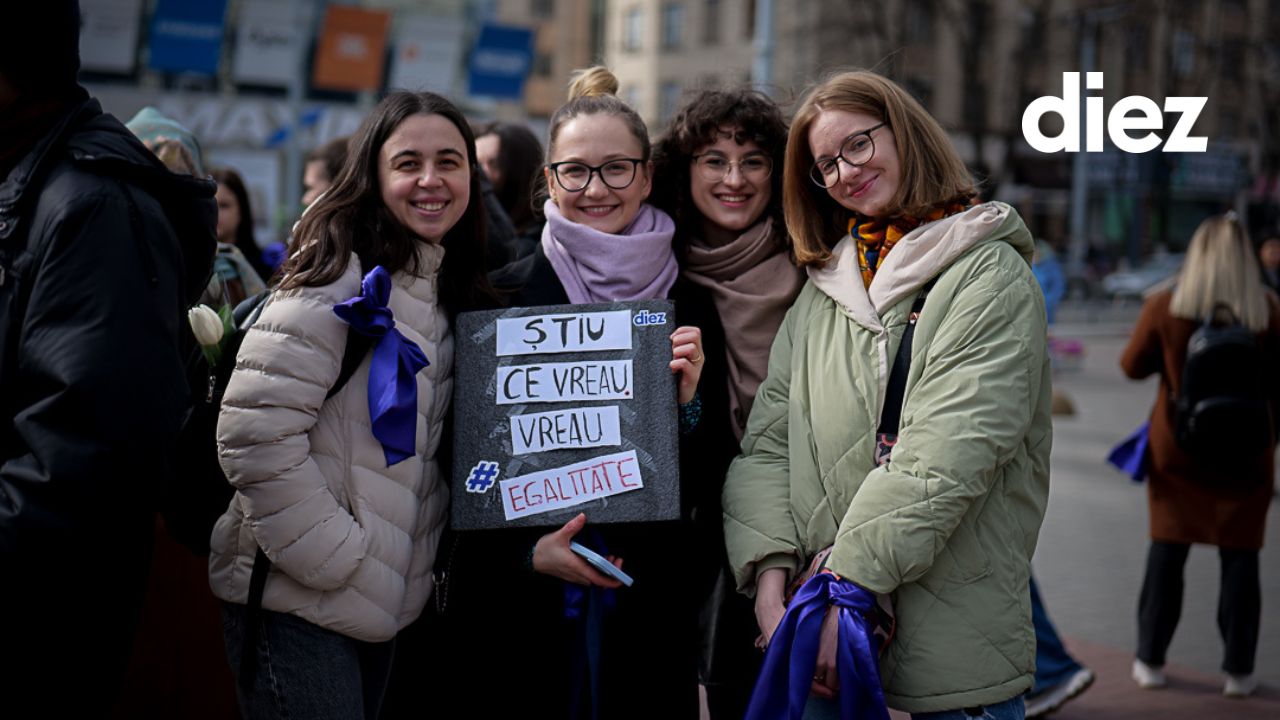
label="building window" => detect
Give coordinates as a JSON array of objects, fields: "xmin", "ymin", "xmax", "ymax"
[
  {"xmin": 703, "ymin": 0, "xmax": 721, "ymax": 45},
  {"xmin": 660, "ymin": 81, "xmax": 681, "ymax": 123},
  {"xmin": 904, "ymin": 77, "xmax": 932, "ymax": 108},
  {"xmin": 662, "ymin": 3, "xmax": 684, "ymax": 50},
  {"xmin": 906, "ymin": 0, "xmax": 933, "ymax": 43},
  {"xmin": 1127, "ymin": 26, "xmax": 1149, "ymax": 71},
  {"xmin": 624, "ymin": 86, "xmax": 643, "ymax": 113},
  {"xmin": 745, "ymin": 0, "xmax": 756, "ymax": 40},
  {"xmin": 623, "ymin": 6, "xmax": 643, "ymax": 52},
  {"xmin": 533, "ymin": 0, "xmax": 555, "ymax": 19},
  {"xmin": 533, "ymin": 51, "xmax": 553, "ymax": 78}
]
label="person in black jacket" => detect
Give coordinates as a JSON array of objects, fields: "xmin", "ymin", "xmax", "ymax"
[
  {"xmin": 0, "ymin": 3, "xmax": 216, "ymax": 714},
  {"xmin": 432, "ymin": 66, "xmax": 706, "ymax": 720}
]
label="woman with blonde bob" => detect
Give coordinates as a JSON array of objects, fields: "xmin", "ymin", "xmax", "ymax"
[
  {"xmin": 723, "ymin": 70, "xmax": 1051, "ymax": 719},
  {"xmin": 1121, "ymin": 213, "xmax": 1278, "ymax": 699}
]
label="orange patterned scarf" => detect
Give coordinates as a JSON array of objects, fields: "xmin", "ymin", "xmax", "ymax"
[{"xmin": 848, "ymin": 199, "xmax": 973, "ymax": 288}]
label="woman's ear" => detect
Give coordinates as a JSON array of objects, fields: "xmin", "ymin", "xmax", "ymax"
[
  {"xmin": 544, "ymin": 166, "xmax": 558, "ymax": 205},
  {"xmin": 640, "ymin": 160, "xmax": 654, "ymax": 201}
]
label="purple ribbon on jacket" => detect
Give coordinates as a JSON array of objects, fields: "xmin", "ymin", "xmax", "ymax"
[
  {"xmin": 332, "ymin": 266, "xmax": 430, "ymax": 466},
  {"xmin": 746, "ymin": 572, "xmax": 890, "ymax": 720}
]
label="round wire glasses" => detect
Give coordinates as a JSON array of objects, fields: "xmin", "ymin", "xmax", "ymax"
[{"xmin": 691, "ymin": 152, "xmax": 773, "ymax": 183}]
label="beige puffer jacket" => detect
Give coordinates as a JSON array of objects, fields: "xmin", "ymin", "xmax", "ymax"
[{"xmin": 209, "ymin": 245, "xmax": 453, "ymax": 642}]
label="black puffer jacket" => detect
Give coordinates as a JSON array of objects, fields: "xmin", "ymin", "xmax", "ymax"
[{"xmin": 0, "ymin": 97, "xmax": 215, "ymax": 709}]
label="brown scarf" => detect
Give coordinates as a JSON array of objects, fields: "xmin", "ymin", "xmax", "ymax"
[
  {"xmin": 849, "ymin": 199, "xmax": 973, "ymax": 288},
  {"xmin": 682, "ymin": 217, "xmax": 805, "ymax": 441}
]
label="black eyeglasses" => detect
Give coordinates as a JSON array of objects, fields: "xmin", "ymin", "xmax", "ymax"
[
  {"xmin": 547, "ymin": 158, "xmax": 644, "ymax": 192},
  {"xmin": 810, "ymin": 122, "xmax": 887, "ymax": 188},
  {"xmin": 691, "ymin": 152, "xmax": 773, "ymax": 183}
]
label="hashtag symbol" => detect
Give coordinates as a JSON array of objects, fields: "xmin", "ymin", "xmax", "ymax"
[{"xmin": 466, "ymin": 461, "xmax": 500, "ymax": 493}]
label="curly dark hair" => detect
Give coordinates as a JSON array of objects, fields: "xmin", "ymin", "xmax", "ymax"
[{"xmin": 651, "ymin": 88, "xmax": 789, "ymax": 254}]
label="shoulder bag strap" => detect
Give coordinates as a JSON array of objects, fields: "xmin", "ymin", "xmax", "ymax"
[{"xmin": 874, "ymin": 278, "xmax": 939, "ymax": 466}]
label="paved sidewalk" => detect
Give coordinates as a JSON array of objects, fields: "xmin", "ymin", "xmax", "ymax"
[
  {"xmin": 885, "ymin": 633, "xmax": 1277, "ymax": 719},
  {"xmin": 1033, "ymin": 635, "xmax": 1279, "ymax": 719}
]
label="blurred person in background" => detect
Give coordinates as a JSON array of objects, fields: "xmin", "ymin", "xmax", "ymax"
[
  {"xmin": 1023, "ymin": 576, "xmax": 1094, "ymax": 717},
  {"xmin": 212, "ymin": 166, "xmax": 271, "ymax": 281},
  {"xmin": 650, "ymin": 86, "xmax": 803, "ymax": 720},
  {"xmin": 476, "ymin": 121, "xmax": 546, "ymax": 259},
  {"xmin": 302, "ymin": 135, "xmax": 349, "ymax": 207},
  {"xmin": 1257, "ymin": 231, "xmax": 1280, "ymax": 294},
  {"xmin": 127, "ymin": 109, "xmax": 265, "ymax": 309},
  {"xmin": 1032, "ymin": 239, "xmax": 1065, "ymax": 325},
  {"xmin": 1120, "ymin": 213, "xmax": 1278, "ymax": 699},
  {"xmin": 0, "ymin": 3, "xmax": 215, "ymax": 714}
]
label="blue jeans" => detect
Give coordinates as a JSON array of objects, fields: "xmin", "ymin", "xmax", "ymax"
[
  {"xmin": 222, "ymin": 602, "xmax": 396, "ymax": 720},
  {"xmin": 804, "ymin": 695, "xmax": 1024, "ymax": 720},
  {"xmin": 913, "ymin": 696, "xmax": 1025, "ymax": 720},
  {"xmin": 1030, "ymin": 575, "xmax": 1084, "ymax": 693}
]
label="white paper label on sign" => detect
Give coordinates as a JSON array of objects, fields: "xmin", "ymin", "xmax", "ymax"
[
  {"xmin": 500, "ymin": 450, "xmax": 643, "ymax": 520},
  {"xmin": 496, "ymin": 360, "xmax": 633, "ymax": 405},
  {"xmin": 510, "ymin": 406, "xmax": 622, "ymax": 455},
  {"xmin": 496, "ymin": 311, "xmax": 632, "ymax": 356}
]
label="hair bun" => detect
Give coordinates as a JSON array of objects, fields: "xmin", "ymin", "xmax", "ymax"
[{"xmin": 568, "ymin": 66, "xmax": 620, "ymax": 100}]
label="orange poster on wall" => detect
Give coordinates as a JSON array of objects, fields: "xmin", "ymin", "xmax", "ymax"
[{"xmin": 312, "ymin": 6, "xmax": 391, "ymax": 92}]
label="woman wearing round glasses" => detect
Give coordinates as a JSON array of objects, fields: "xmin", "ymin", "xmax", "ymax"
[
  {"xmin": 723, "ymin": 70, "xmax": 1051, "ymax": 720},
  {"xmin": 650, "ymin": 88, "xmax": 803, "ymax": 720},
  {"xmin": 438, "ymin": 66, "xmax": 705, "ymax": 718}
]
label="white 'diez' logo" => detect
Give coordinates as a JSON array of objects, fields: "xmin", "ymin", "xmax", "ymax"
[{"xmin": 1022, "ymin": 72, "xmax": 1207, "ymax": 153}]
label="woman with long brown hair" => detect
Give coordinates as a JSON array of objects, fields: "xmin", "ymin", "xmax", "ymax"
[{"xmin": 210, "ymin": 91, "xmax": 497, "ymax": 719}]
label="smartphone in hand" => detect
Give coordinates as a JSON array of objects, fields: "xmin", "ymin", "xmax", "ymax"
[{"xmin": 570, "ymin": 541, "xmax": 634, "ymax": 587}]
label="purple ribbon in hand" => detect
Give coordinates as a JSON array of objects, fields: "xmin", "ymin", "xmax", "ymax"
[
  {"xmin": 746, "ymin": 572, "xmax": 890, "ymax": 720},
  {"xmin": 333, "ymin": 266, "xmax": 429, "ymax": 466}
]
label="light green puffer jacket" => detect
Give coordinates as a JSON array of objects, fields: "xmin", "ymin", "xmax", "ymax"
[{"xmin": 723, "ymin": 202, "xmax": 1052, "ymax": 713}]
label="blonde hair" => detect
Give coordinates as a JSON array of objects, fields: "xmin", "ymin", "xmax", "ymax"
[
  {"xmin": 567, "ymin": 66, "xmax": 619, "ymax": 99},
  {"xmin": 784, "ymin": 70, "xmax": 976, "ymax": 268},
  {"xmin": 546, "ymin": 65, "xmax": 650, "ymax": 162},
  {"xmin": 148, "ymin": 139, "xmax": 199, "ymax": 176},
  {"xmin": 1170, "ymin": 214, "xmax": 1270, "ymax": 332}
]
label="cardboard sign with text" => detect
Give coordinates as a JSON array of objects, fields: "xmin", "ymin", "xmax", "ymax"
[{"xmin": 451, "ymin": 301, "xmax": 680, "ymax": 530}]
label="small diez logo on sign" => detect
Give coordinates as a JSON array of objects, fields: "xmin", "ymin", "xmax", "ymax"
[
  {"xmin": 632, "ymin": 310, "xmax": 667, "ymax": 327},
  {"xmin": 466, "ymin": 461, "xmax": 500, "ymax": 493}
]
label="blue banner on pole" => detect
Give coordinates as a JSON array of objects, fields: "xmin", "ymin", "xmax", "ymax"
[
  {"xmin": 468, "ymin": 24, "xmax": 535, "ymax": 100},
  {"xmin": 148, "ymin": 0, "xmax": 228, "ymax": 75}
]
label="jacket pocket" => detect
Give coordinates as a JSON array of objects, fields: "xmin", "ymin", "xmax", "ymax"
[{"xmin": 941, "ymin": 521, "xmax": 992, "ymax": 585}]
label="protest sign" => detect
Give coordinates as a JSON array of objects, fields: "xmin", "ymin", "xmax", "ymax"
[{"xmin": 451, "ymin": 301, "xmax": 680, "ymax": 529}]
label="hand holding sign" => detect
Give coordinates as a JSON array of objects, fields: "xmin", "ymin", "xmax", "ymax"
[
  {"xmin": 669, "ymin": 325, "xmax": 704, "ymax": 404},
  {"xmin": 532, "ymin": 512, "xmax": 625, "ymax": 588}
]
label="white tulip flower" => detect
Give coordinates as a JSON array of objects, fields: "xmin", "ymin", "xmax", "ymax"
[{"xmin": 188, "ymin": 304, "xmax": 225, "ymax": 346}]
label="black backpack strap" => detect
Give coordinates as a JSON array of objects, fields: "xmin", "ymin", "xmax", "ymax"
[
  {"xmin": 874, "ymin": 278, "xmax": 938, "ymax": 465},
  {"xmin": 238, "ymin": 548, "xmax": 271, "ymax": 692}
]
